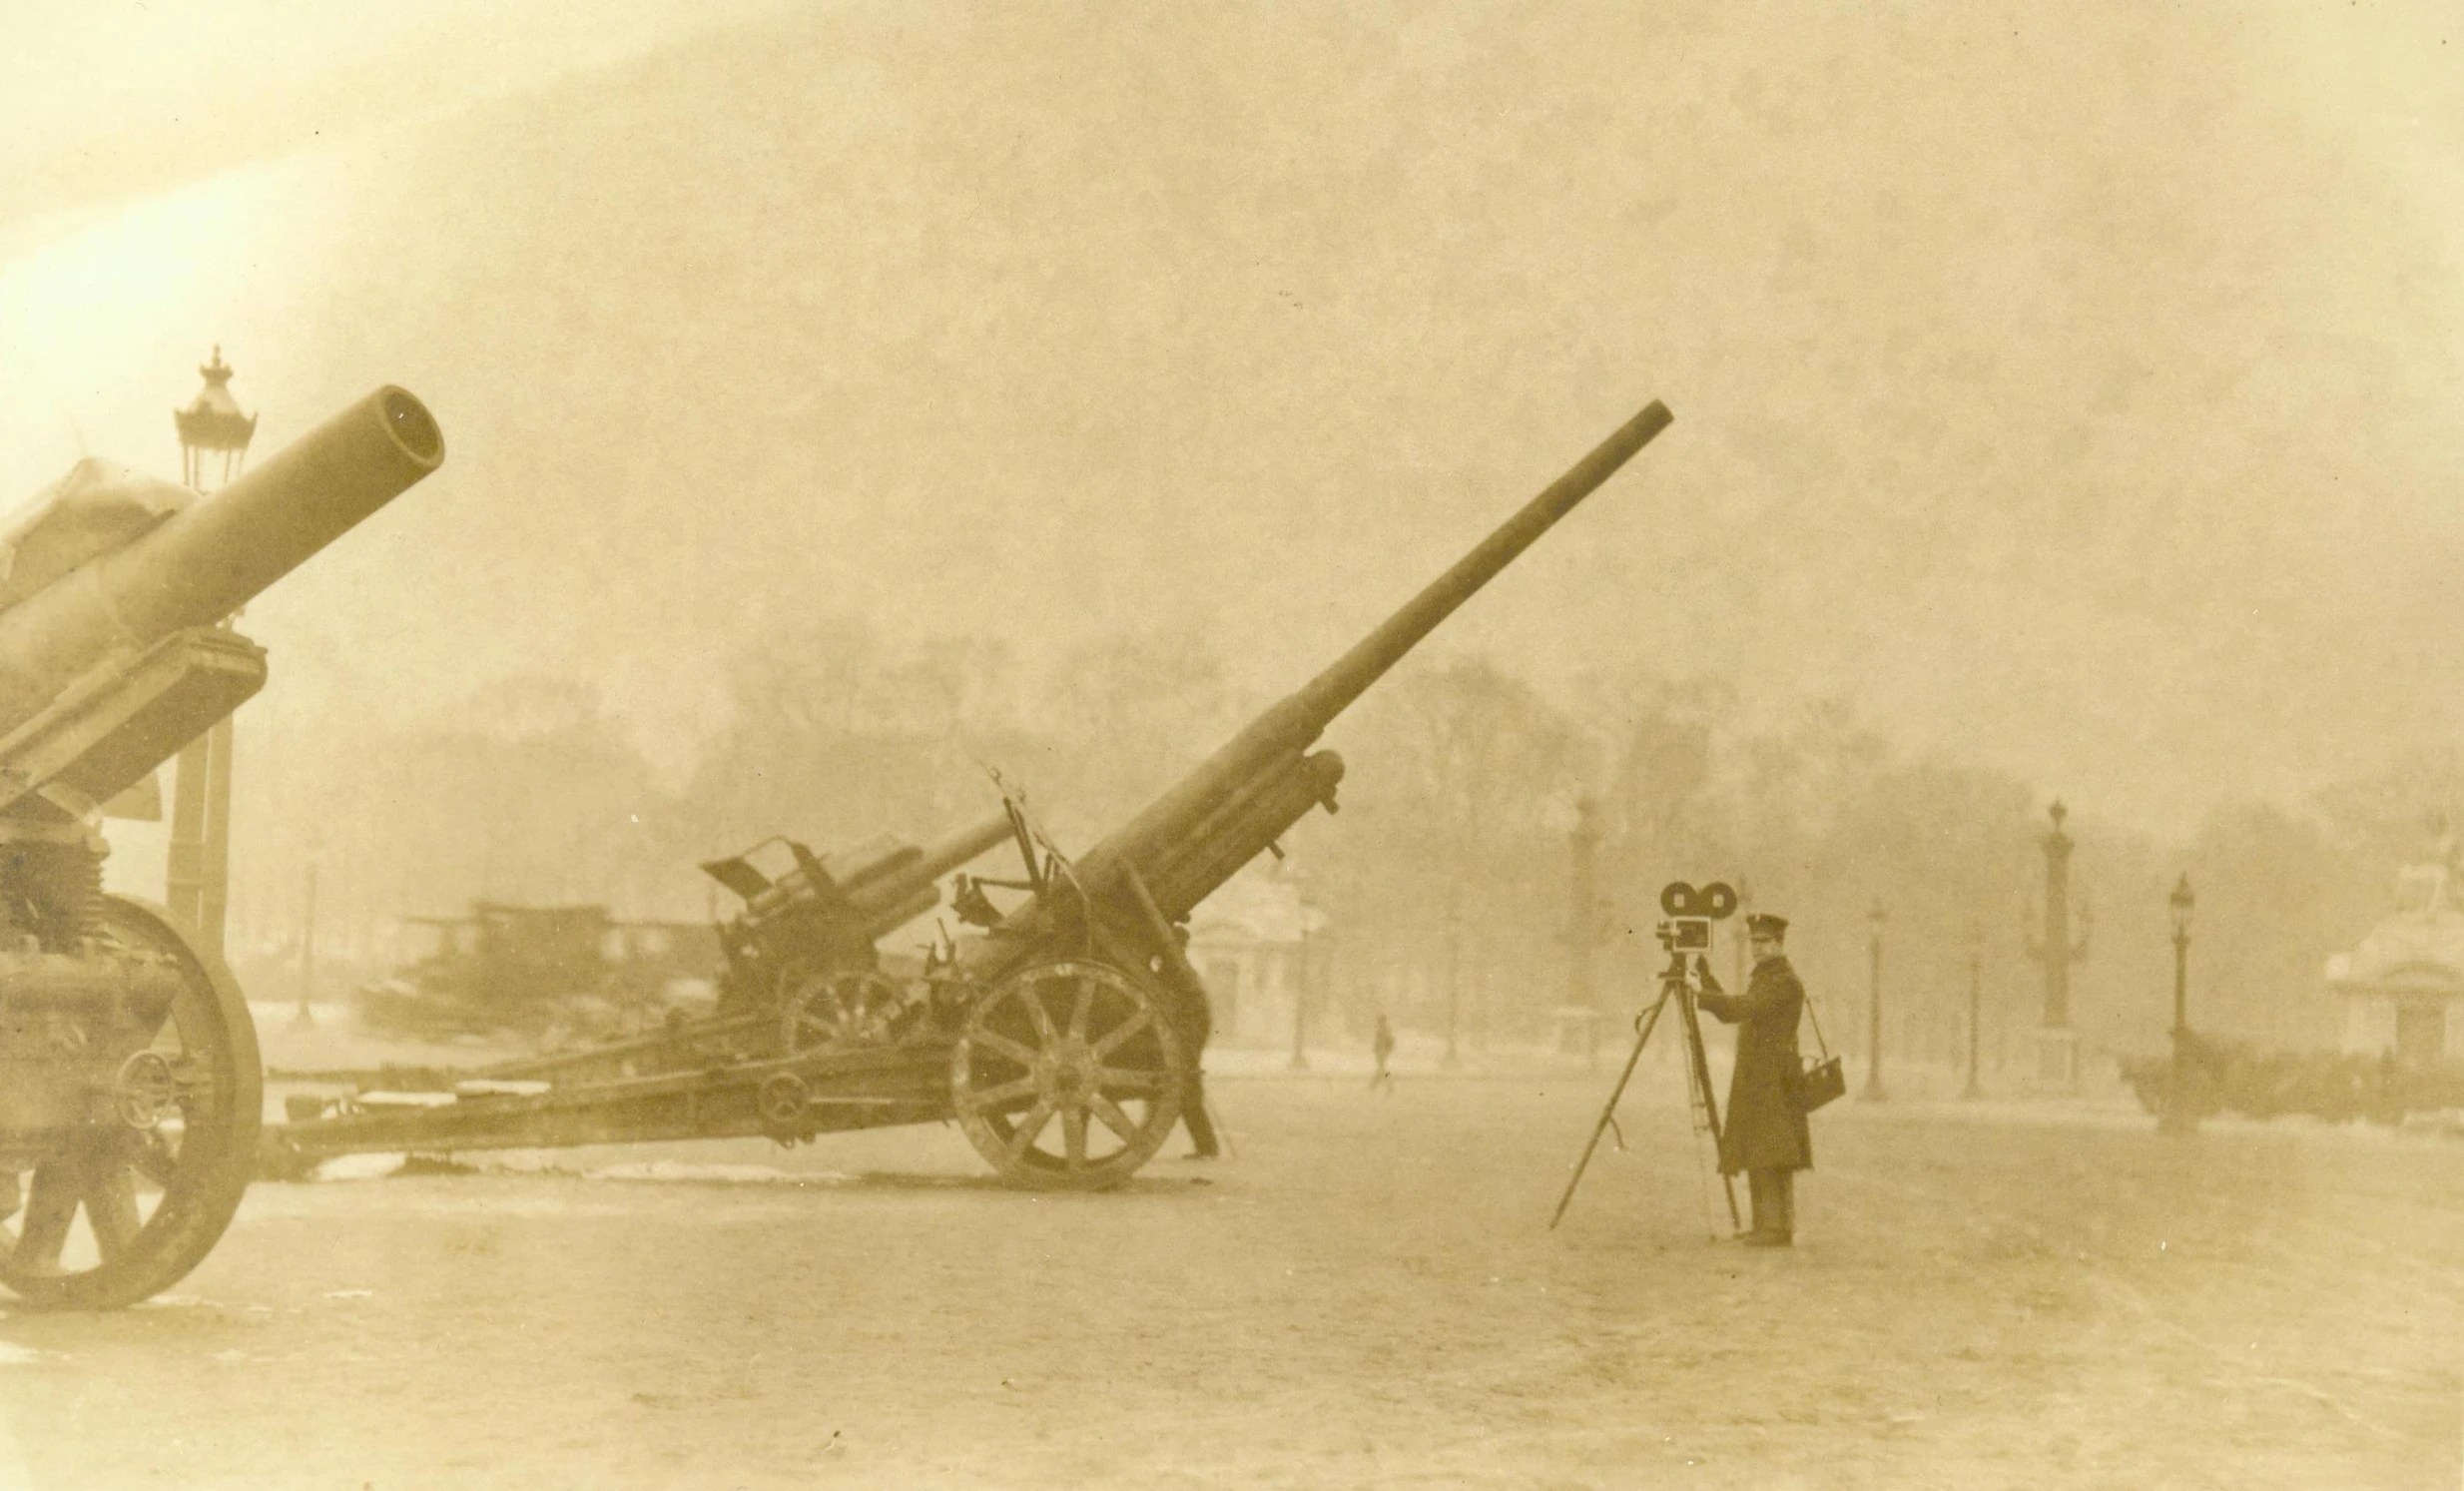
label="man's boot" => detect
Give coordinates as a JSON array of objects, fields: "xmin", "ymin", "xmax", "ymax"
[
  {"xmin": 1772, "ymin": 1169, "xmax": 1795, "ymax": 1241},
  {"xmin": 1739, "ymin": 1169, "xmax": 1792, "ymax": 1245},
  {"xmin": 1182, "ymin": 1071, "xmax": 1220, "ymax": 1158}
]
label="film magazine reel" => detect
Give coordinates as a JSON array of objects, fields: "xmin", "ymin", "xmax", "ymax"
[{"xmin": 1655, "ymin": 879, "xmax": 1738, "ymax": 955}]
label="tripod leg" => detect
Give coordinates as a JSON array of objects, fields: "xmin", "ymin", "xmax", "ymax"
[
  {"xmin": 1548, "ymin": 988, "xmax": 1673, "ymax": 1229},
  {"xmin": 1675, "ymin": 987, "xmax": 1742, "ymax": 1232}
]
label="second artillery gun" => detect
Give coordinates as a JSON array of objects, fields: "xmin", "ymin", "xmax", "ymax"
[
  {"xmin": 269, "ymin": 399, "xmax": 1675, "ymax": 1189},
  {"xmin": 0, "ymin": 386, "xmax": 444, "ymax": 1307},
  {"xmin": 355, "ymin": 901, "xmax": 722, "ymax": 1042}
]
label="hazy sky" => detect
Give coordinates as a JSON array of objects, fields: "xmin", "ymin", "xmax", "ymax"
[{"xmin": 2, "ymin": 1, "xmax": 2460, "ymax": 838}]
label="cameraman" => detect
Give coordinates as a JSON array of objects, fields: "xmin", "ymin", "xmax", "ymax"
[{"xmin": 1692, "ymin": 912, "xmax": 1812, "ymax": 1246}]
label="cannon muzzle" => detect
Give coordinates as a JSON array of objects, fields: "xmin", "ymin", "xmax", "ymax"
[
  {"xmin": 0, "ymin": 386, "xmax": 442, "ymax": 741},
  {"xmin": 1079, "ymin": 398, "xmax": 1671, "ymax": 887}
]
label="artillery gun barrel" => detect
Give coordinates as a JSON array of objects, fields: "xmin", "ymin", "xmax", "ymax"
[
  {"xmin": 1079, "ymin": 399, "xmax": 1671, "ymax": 883},
  {"xmin": 1294, "ymin": 398, "xmax": 1672, "ymax": 726},
  {"xmin": 849, "ymin": 814, "xmax": 1012, "ymax": 938},
  {"xmin": 0, "ymin": 386, "xmax": 443, "ymax": 736}
]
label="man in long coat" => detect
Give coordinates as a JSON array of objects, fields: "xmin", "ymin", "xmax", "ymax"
[{"xmin": 1693, "ymin": 912, "xmax": 1812, "ymax": 1245}]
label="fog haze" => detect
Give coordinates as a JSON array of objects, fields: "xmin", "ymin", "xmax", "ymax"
[
  {"xmin": 4, "ymin": 13, "xmax": 2462, "ymax": 1482},
  {"xmin": 3, "ymin": 0, "xmax": 2459, "ymax": 837}
]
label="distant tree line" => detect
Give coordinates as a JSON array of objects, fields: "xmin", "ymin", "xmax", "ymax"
[{"xmin": 218, "ymin": 616, "xmax": 2453, "ymax": 1064}]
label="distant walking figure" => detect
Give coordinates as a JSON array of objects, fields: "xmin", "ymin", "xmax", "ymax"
[
  {"xmin": 1370, "ymin": 1014, "xmax": 1397, "ymax": 1093},
  {"xmin": 1693, "ymin": 912, "xmax": 1814, "ymax": 1246}
]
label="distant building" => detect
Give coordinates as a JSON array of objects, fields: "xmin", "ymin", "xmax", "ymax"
[
  {"xmin": 2325, "ymin": 857, "xmax": 2464, "ymax": 1064},
  {"xmin": 1186, "ymin": 865, "xmax": 1326, "ymax": 1047}
]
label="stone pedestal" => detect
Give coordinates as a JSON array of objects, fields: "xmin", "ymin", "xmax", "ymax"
[{"xmin": 2024, "ymin": 1027, "xmax": 2081, "ymax": 1093}]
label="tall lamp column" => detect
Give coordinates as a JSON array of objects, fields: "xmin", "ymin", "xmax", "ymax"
[
  {"xmin": 1564, "ymin": 796, "xmax": 1610, "ymax": 1068},
  {"xmin": 2160, "ymin": 875, "xmax": 2197, "ymax": 1135},
  {"xmin": 1963, "ymin": 919, "xmax": 1986, "ymax": 1100},
  {"xmin": 1862, "ymin": 900, "xmax": 1888, "ymax": 1102},
  {"xmin": 1288, "ymin": 920, "xmax": 1310, "ymax": 1072},
  {"xmin": 168, "ymin": 347, "xmax": 257, "ymax": 968}
]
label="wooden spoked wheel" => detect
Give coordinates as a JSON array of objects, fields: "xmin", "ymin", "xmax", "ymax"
[
  {"xmin": 0, "ymin": 898, "xmax": 262, "ymax": 1310},
  {"xmin": 949, "ymin": 960, "xmax": 1186, "ymax": 1190},
  {"xmin": 778, "ymin": 968, "xmax": 915, "ymax": 1053}
]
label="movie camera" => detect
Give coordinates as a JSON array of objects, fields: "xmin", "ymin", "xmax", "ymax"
[{"xmin": 1655, "ymin": 880, "xmax": 1738, "ymax": 959}]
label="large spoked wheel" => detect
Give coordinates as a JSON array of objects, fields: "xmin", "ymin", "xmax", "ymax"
[
  {"xmin": 950, "ymin": 960, "xmax": 1186, "ymax": 1190},
  {"xmin": 779, "ymin": 967, "xmax": 917, "ymax": 1053},
  {"xmin": 0, "ymin": 898, "xmax": 261, "ymax": 1310}
]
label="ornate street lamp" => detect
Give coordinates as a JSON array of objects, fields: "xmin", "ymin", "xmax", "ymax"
[
  {"xmin": 1861, "ymin": 899, "xmax": 1888, "ymax": 1101},
  {"xmin": 173, "ymin": 347, "xmax": 258, "ymax": 487},
  {"xmin": 168, "ymin": 348, "xmax": 257, "ymax": 968},
  {"xmin": 2161, "ymin": 874, "xmax": 2197, "ymax": 1134}
]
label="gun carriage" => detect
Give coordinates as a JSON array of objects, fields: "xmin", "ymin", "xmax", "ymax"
[
  {"xmin": 269, "ymin": 400, "xmax": 1675, "ymax": 1190},
  {"xmin": 0, "ymin": 387, "xmax": 444, "ymax": 1307}
]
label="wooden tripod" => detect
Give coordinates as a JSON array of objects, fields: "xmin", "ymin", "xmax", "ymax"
[{"xmin": 1549, "ymin": 947, "xmax": 1740, "ymax": 1231}]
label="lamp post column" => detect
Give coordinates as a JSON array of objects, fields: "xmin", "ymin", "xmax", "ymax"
[
  {"xmin": 1862, "ymin": 900, "xmax": 1888, "ymax": 1102},
  {"xmin": 2161, "ymin": 875, "xmax": 2197, "ymax": 1134},
  {"xmin": 169, "ymin": 347, "xmax": 258, "ymax": 964},
  {"xmin": 2024, "ymin": 801, "xmax": 2093, "ymax": 1090},
  {"xmin": 297, "ymin": 859, "xmax": 317, "ymax": 1029},
  {"xmin": 1289, "ymin": 923, "xmax": 1310, "ymax": 1072},
  {"xmin": 1964, "ymin": 920, "xmax": 1985, "ymax": 1100},
  {"xmin": 1565, "ymin": 796, "xmax": 1605, "ymax": 1068}
]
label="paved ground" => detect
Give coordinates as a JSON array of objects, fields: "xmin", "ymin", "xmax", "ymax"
[{"xmin": 1, "ymin": 1039, "xmax": 2458, "ymax": 1489}]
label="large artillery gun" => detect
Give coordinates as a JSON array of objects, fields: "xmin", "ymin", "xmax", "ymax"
[
  {"xmin": 0, "ymin": 386, "xmax": 444, "ymax": 1307},
  {"xmin": 269, "ymin": 399, "xmax": 1674, "ymax": 1189}
]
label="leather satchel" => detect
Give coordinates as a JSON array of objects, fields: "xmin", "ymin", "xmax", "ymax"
[
  {"xmin": 1796, "ymin": 994, "xmax": 1846, "ymax": 1114},
  {"xmin": 1796, "ymin": 1054, "xmax": 1847, "ymax": 1113}
]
